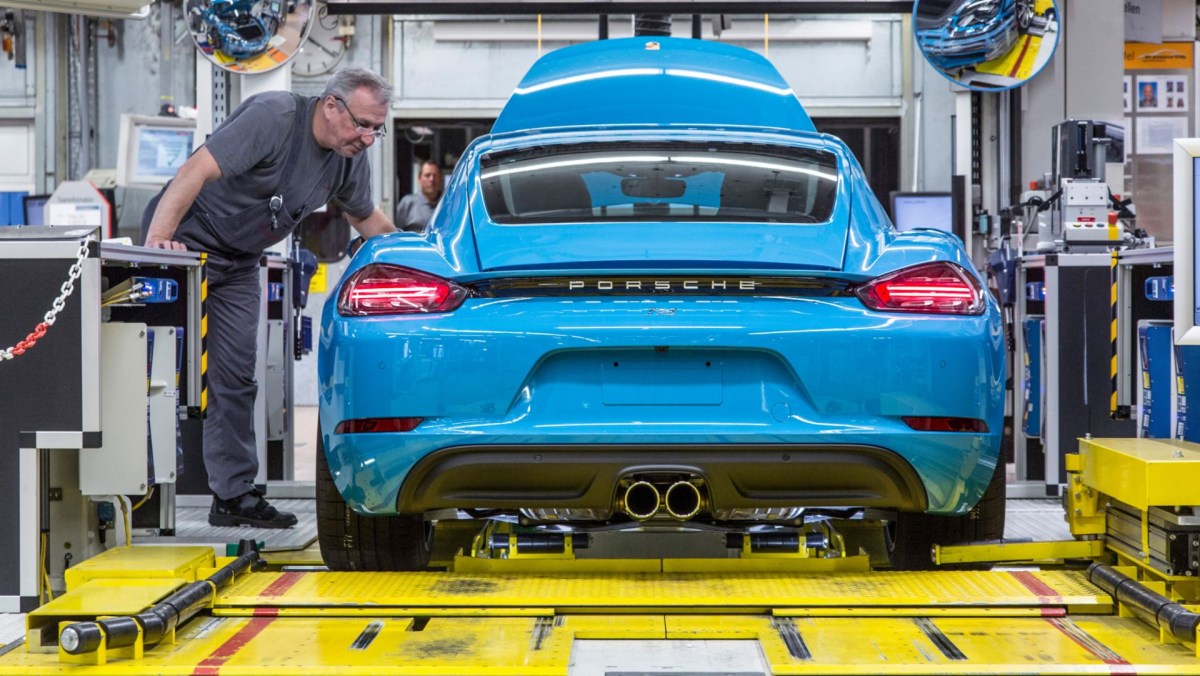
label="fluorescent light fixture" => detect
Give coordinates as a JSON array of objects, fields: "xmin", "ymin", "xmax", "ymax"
[{"xmin": 10, "ymin": 1, "xmax": 151, "ymax": 19}]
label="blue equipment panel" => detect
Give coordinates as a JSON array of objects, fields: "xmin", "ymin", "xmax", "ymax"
[
  {"xmin": 1145, "ymin": 276, "xmax": 1174, "ymax": 301},
  {"xmin": 1023, "ymin": 316, "xmax": 1044, "ymax": 438},
  {"xmin": 1137, "ymin": 321, "xmax": 1173, "ymax": 439},
  {"xmin": 1176, "ymin": 343, "xmax": 1200, "ymax": 442}
]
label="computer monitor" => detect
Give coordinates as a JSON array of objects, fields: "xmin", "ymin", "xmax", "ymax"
[
  {"xmin": 890, "ymin": 192, "xmax": 955, "ymax": 234},
  {"xmin": 1174, "ymin": 139, "xmax": 1200, "ymax": 345},
  {"xmin": 115, "ymin": 114, "xmax": 196, "ymax": 190},
  {"xmin": 22, "ymin": 194, "xmax": 49, "ymax": 225}
]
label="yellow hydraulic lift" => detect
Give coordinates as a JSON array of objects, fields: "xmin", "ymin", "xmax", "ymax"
[{"xmin": 2, "ymin": 436, "xmax": 1200, "ymax": 674}]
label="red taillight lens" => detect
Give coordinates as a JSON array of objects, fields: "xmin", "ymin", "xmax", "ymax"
[
  {"xmin": 856, "ymin": 262, "xmax": 984, "ymax": 315},
  {"xmin": 334, "ymin": 417, "xmax": 424, "ymax": 434},
  {"xmin": 902, "ymin": 416, "xmax": 989, "ymax": 433},
  {"xmin": 338, "ymin": 264, "xmax": 469, "ymax": 316}
]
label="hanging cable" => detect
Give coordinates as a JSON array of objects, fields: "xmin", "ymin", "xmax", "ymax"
[{"xmin": 131, "ymin": 486, "xmax": 156, "ymax": 511}]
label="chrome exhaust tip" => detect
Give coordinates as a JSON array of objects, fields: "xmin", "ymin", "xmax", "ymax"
[
  {"xmin": 663, "ymin": 481, "xmax": 702, "ymax": 520},
  {"xmin": 622, "ymin": 481, "xmax": 661, "ymax": 521}
]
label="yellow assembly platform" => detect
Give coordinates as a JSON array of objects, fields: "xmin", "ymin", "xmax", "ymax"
[{"xmin": 0, "ymin": 436, "xmax": 1198, "ymax": 675}]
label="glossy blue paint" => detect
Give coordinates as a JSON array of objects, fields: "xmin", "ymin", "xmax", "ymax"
[
  {"xmin": 493, "ymin": 37, "xmax": 815, "ymax": 134},
  {"xmin": 319, "ymin": 36, "xmax": 1006, "ymax": 523}
]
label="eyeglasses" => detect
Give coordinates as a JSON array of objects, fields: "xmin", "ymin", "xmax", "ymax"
[{"xmin": 332, "ymin": 95, "xmax": 387, "ymax": 140}]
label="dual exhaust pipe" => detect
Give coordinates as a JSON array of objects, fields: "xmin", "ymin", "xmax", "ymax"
[{"xmin": 622, "ymin": 479, "xmax": 704, "ymax": 521}]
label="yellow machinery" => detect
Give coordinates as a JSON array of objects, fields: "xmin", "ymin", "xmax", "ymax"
[{"xmin": 1, "ymin": 436, "xmax": 1200, "ymax": 674}]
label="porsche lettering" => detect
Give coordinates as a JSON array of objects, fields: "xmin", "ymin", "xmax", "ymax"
[{"xmin": 566, "ymin": 280, "xmax": 759, "ymax": 291}]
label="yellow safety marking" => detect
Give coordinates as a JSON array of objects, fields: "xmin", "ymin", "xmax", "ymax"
[
  {"xmin": 62, "ymin": 545, "xmax": 214, "ymax": 591},
  {"xmin": 8, "ymin": 613, "xmax": 1200, "ymax": 673},
  {"xmin": 1111, "ymin": 249, "xmax": 1119, "ymax": 415},
  {"xmin": 215, "ymin": 570, "xmax": 1111, "ymax": 612},
  {"xmin": 1079, "ymin": 437, "xmax": 1200, "ymax": 509},
  {"xmin": 975, "ymin": 34, "xmax": 1042, "ymax": 79},
  {"xmin": 934, "ymin": 539, "xmax": 1105, "ymax": 566},
  {"xmin": 311, "ymin": 263, "xmax": 328, "ymax": 294},
  {"xmin": 454, "ymin": 557, "xmax": 662, "ymax": 574},
  {"xmin": 454, "ymin": 554, "xmax": 871, "ymax": 575},
  {"xmin": 199, "ymin": 252, "xmax": 208, "ymax": 414},
  {"xmin": 216, "ymin": 607, "xmax": 557, "ymax": 618},
  {"xmin": 749, "ymin": 615, "xmax": 1200, "ymax": 674},
  {"xmin": 773, "ymin": 607, "xmax": 1064, "ymax": 617},
  {"xmin": 24, "ymin": 578, "xmax": 186, "ymax": 655},
  {"xmin": 260, "ymin": 546, "xmax": 325, "ymax": 568},
  {"xmin": 662, "ymin": 555, "xmax": 870, "ymax": 573}
]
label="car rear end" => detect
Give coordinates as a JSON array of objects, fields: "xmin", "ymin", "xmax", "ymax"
[{"xmin": 319, "ymin": 129, "xmax": 1004, "ymax": 527}]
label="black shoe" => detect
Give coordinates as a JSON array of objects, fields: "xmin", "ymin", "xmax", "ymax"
[{"xmin": 208, "ymin": 490, "xmax": 298, "ymax": 529}]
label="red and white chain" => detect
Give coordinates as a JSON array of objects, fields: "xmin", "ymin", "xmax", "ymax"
[{"xmin": 0, "ymin": 235, "xmax": 94, "ymax": 362}]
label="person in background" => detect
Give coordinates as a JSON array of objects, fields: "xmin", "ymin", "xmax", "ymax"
[
  {"xmin": 394, "ymin": 159, "xmax": 444, "ymax": 232},
  {"xmin": 141, "ymin": 67, "xmax": 398, "ymax": 528}
]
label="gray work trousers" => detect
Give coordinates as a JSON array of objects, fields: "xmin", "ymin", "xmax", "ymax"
[{"xmin": 204, "ymin": 257, "xmax": 262, "ymax": 501}]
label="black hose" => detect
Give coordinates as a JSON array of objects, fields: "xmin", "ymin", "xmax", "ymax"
[
  {"xmin": 60, "ymin": 539, "xmax": 263, "ymax": 655},
  {"xmin": 1087, "ymin": 563, "xmax": 1200, "ymax": 643}
]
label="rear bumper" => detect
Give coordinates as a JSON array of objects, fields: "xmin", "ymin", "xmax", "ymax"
[
  {"xmin": 319, "ymin": 294, "xmax": 1005, "ymax": 518},
  {"xmin": 395, "ymin": 443, "xmax": 929, "ymax": 515}
]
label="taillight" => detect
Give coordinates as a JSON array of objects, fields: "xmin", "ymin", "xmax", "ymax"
[
  {"xmin": 335, "ymin": 417, "xmax": 423, "ymax": 434},
  {"xmin": 855, "ymin": 262, "xmax": 984, "ymax": 315},
  {"xmin": 338, "ymin": 264, "xmax": 469, "ymax": 316},
  {"xmin": 902, "ymin": 416, "xmax": 989, "ymax": 433}
]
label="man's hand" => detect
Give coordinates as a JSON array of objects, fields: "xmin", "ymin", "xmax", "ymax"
[
  {"xmin": 144, "ymin": 235, "xmax": 188, "ymax": 251},
  {"xmin": 347, "ymin": 207, "xmax": 398, "ymax": 239}
]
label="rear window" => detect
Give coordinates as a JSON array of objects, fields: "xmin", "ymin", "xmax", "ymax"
[{"xmin": 479, "ymin": 142, "xmax": 839, "ymax": 225}]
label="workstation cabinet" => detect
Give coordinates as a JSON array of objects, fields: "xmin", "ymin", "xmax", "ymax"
[
  {"xmin": 0, "ymin": 227, "xmax": 201, "ymax": 610},
  {"xmin": 1012, "ymin": 253, "xmax": 1136, "ymax": 498}
]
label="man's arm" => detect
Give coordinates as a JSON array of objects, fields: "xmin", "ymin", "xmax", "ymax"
[
  {"xmin": 144, "ymin": 147, "xmax": 223, "ymax": 251},
  {"xmin": 347, "ymin": 207, "xmax": 398, "ymax": 238}
]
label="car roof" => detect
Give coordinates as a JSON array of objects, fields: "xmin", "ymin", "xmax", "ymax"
[{"xmin": 492, "ymin": 36, "xmax": 816, "ymax": 134}]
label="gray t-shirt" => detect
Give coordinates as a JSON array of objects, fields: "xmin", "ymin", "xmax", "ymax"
[
  {"xmin": 197, "ymin": 91, "xmax": 374, "ymax": 223},
  {"xmin": 394, "ymin": 192, "xmax": 437, "ymax": 233}
]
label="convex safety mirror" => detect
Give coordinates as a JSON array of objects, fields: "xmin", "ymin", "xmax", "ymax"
[{"xmin": 186, "ymin": 0, "xmax": 315, "ymax": 74}]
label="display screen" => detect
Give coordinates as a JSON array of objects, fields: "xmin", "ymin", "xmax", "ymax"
[
  {"xmin": 891, "ymin": 193, "xmax": 954, "ymax": 233},
  {"xmin": 134, "ymin": 127, "xmax": 194, "ymax": 182},
  {"xmin": 1193, "ymin": 156, "xmax": 1200, "ymax": 327},
  {"xmin": 22, "ymin": 195, "xmax": 49, "ymax": 226}
]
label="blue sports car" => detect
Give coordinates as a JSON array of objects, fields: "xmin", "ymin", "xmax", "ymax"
[
  {"xmin": 194, "ymin": 0, "xmax": 279, "ymax": 61},
  {"xmin": 318, "ymin": 36, "xmax": 1006, "ymax": 571},
  {"xmin": 915, "ymin": 0, "xmax": 1034, "ymax": 71}
]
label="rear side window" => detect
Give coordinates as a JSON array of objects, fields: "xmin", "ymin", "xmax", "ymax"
[{"xmin": 480, "ymin": 142, "xmax": 839, "ymax": 225}]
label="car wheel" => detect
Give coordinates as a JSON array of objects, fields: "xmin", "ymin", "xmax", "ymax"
[
  {"xmin": 887, "ymin": 458, "xmax": 1006, "ymax": 570},
  {"xmin": 1016, "ymin": 0, "xmax": 1036, "ymax": 32},
  {"xmin": 316, "ymin": 428, "xmax": 432, "ymax": 571}
]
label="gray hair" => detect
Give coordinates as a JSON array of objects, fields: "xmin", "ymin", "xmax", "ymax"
[{"xmin": 321, "ymin": 67, "xmax": 393, "ymax": 106}]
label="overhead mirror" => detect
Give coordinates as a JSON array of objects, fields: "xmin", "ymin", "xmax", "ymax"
[
  {"xmin": 186, "ymin": 0, "xmax": 315, "ymax": 74},
  {"xmin": 914, "ymin": 0, "xmax": 1059, "ymax": 91}
]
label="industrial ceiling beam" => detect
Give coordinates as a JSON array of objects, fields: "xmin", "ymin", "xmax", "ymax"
[{"xmin": 326, "ymin": 1, "xmax": 912, "ymax": 15}]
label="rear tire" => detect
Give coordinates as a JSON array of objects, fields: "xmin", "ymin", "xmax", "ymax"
[
  {"xmin": 316, "ymin": 428, "xmax": 431, "ymax": 571},
  {"xmin": 888, "ymin": 458, "xmax": 1006, "ymax": 570}
]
